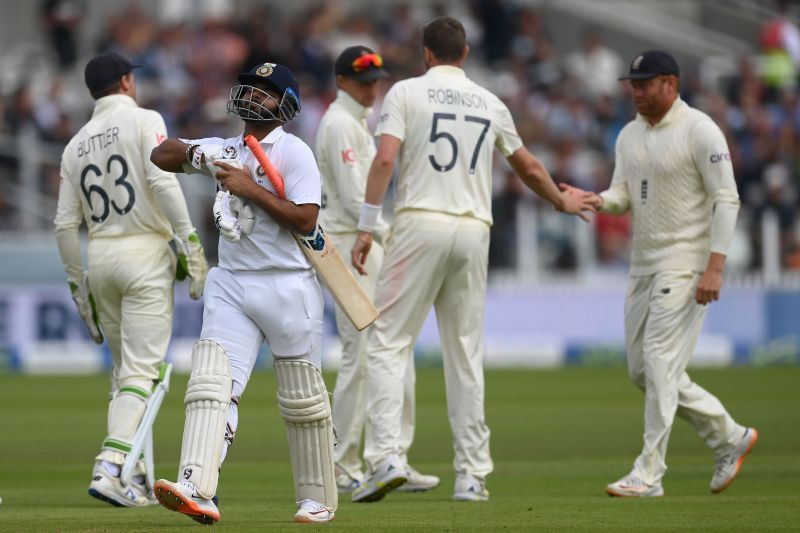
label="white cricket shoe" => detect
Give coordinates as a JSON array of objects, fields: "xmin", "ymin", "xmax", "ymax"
[
  {"xmin": 294, "ymin": 499, "xmax": 335, "ymax": 523},
  {"xmin": 351, "ymin": 454, "xmax": 407, "ymax": 503},
  {"xmin": 453, "ymin": 473, "xmax": 489, "ymax": 501},
  {"xmin": 397, "ymin": 464, "xmax": 440, "ymax": 492},
  {"xmin": 606, "ymin": 474, "xmax": 664, "ymax": 497},
  {"xmin": 710, "ymin": 427, "xmax": 758, "ymax": 494},
  {"xmin": 336, "ymin": 473, "xmax": 362, "ymax": 494},
  {"xmin": 88, "ymin": 464, "xmax": 155, "ymax": 507},
  {"xmin": 154, "ymin": 479, "xmax": 220, "ymax": 524}
]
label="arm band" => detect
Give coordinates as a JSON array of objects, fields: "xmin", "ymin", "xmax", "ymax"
[
  {"xmin": 710, "ymin": 200, "xmax": 740, "ymax": 255},
  {"xmin": 356, "ymin": 203, "xmax": 382, "ymax": 233}
]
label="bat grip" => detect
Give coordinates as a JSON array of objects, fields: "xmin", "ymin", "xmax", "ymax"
[{"xmin": 244, "ymin": 134, "xmax": 286, "ymax": 200}]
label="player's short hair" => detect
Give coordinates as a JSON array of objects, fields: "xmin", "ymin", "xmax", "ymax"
[
  {"xmin": 90, "ymin": 81, "xmax": 122, "ymax": 100},
  {"xmin": 422, "ymin": 17, "xmax": 466, "ymax": 62}
]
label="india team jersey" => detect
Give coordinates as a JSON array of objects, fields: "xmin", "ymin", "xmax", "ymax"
[
  {"xmin": 183, "ymin": 127, "xmax": 321, "ymax": 271},
  {"xmin": 375, "ymin": 65, "xmax": 523, "ymax": 225},
  {"xmin": 57, "ymin": 94, "xmax": 177, "ymax": 240}
]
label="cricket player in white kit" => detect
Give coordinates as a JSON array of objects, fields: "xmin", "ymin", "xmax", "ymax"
[
  {"xmin": 150, "ymin": 62, "xmax": 337, "ymax": 524},
  {"xmin": 564, "ymin": 50, "xmax": 757, "ymax": 497},
  {"xmin": 55, "ymin": 52, "xmax": 208, "ymax": 507},
  {"xmin": 316, "ymin": 45, "xmax": 439, "ymax": 494},
  {"xmin": 350, "ymin": 18, "xmax": 596, "ymax": 503}
]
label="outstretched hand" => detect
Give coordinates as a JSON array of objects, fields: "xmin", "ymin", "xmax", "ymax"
[{"xmin": 557, "ymin": 183, "xmax": 600, "ymax": 222}]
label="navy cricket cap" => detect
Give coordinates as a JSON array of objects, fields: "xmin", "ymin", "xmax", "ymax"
[
  {"xmin": 238, "ymin": 62, "xmax": 300, "ymax": 100},
  {"xmin": 618, "ymin": 50, "xmax": 680, "ymax": 80},
  {"xmin": 84, "ymin": 52, "xmax": 139, "ymax": 92},
  {"xmin": 334, "ymin": 46, "xmax": 389, "ymax": 82}
]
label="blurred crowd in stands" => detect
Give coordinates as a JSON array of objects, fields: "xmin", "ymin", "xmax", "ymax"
[{"xmin": 1, "ymin": 0, "xmax": 800, "ymax": 273}]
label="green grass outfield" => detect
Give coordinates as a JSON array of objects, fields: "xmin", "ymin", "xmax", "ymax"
[{"xmin": 0, "ymin": 366, "xmax": 798, "ymax": 532}]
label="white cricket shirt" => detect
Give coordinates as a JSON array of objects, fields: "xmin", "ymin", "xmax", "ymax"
[
  {"xmin": 316, "ymin": 89, "xmax": 388, "ymax": 235},
  {"xmin": 184, "ymin": 127, "xmax": 321, "ymax": 271},
  {"xmin": 375, "ymin": 65, "xmax": 523, "ymax": 225},
  {"xmin": 600, "ymin": 97, "xmax": 740, "ymax": 275},
  {"xmin": 56, "ymin": 95, "xmax": 180, "ymax": 240}
]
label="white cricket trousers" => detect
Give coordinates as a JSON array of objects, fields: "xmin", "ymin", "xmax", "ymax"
[
  {"xmin": 625, "ymin": 270, "xmax": 746, "ymax": 485},
  {"xmin": 199, "ymin": 266, "xmax": 324, "ymax": 457},
  {"xmin": 88, "ymin": 233, "xmax": 175, "ymax": 391},
  {"xmin": 327, "ymin": 232, "xmax": 418, "ymax": 479},
  {"xmin": 363, "ymin": 211, "xmax": 493, "ymax": 479},
  {"xmin": 89, "ymin": 233, "xmax": 175, "ymax": 462}
]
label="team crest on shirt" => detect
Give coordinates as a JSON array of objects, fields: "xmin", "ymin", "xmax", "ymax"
[{"xmin": 253, "ymin": 165, "xmax": 266, "ymax": 186}]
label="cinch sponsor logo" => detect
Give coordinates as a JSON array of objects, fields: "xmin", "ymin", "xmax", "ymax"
[{"xmin": 710, "ymin": 152, "xmax": 731, "ymax": 163}]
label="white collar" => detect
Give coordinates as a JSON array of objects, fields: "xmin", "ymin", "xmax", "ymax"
[{"xmin": 334, "ymin": 89, "xmax": 371, "ymax": 120}]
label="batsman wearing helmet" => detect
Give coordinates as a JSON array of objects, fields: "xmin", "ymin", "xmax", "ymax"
[
  {"xmin": 150, "ymin": 62, "xmax": 336, "ymax": 524},
  {"xmin": 55, "ymin": 52, "xmax": 208, "ymax": 507},
  {"xmin": 315, "ymin": 45, "xmax": 439, "ymax": 495},
  {"xmin": 564, "ymin": 50, "xmax": 757, "ymax": 497}
]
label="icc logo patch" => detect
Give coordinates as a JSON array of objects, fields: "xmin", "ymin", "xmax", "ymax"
[{"xmin": 256, "ymin": 166, "xmax": 266, "ymax": 178}]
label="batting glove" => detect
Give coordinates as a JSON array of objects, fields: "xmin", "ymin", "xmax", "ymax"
[
  {"xmin": 68, "ymin": 273, "xmax": 103, "ymax": 344},
  {"xmin": 175, "ymin": 231, "xmax": 209, "ymax": 300},
  {"xmin": 213, "ymin": 191, "xmax": 255, "ymax": 243},
  {"xmin": 206, "ymin": 156, "xmax": 242, "ymax": 178}
]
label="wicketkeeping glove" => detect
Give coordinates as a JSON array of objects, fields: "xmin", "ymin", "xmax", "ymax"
[
  {"xmin": 68, "ymin": 273, "xmax": 103, "ymax": 344},
  {"xmin": 213, "ymin": 190, "xmax": 255, "ymax": 243},
  {"xmin": 175, "ymin": 231, "xmax": 209, "ymax": 300}
]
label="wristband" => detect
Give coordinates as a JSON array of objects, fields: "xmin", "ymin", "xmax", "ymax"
[
  {"xmin": 185, "ymin": 144, "xmax": 198, "ymax": 164},
  {"xmin": 356, "ymin": 202, "xmax": 382, "ymax": 233}
]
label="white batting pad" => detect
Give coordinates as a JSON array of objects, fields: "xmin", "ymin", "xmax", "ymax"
[
  {"xmin": 274, "ymin": 359, "xmax": 337, "ymax": 510},
  {"xmin": 179, "ymin": 340, "xmax": 232, "ymax": 499}
]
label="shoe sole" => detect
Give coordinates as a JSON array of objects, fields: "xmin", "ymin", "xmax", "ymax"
[
  {"xmin": 154, "ymin": 481, "xmax": 219, "ymax": 524},
  {"xmin": 88, "ymin": 488, "xmax": 126, "ymax": 507},
  {"xmin": 453, "ymin": 493, "xmax": 489, "ymax": 501},
  {"xmin": 605, "ymin": 486, "xmax": 664, "ymax": 498},
  {"xmin": 294, "ymin": 512, "xmax": 336, "ymax": 523},
  {"xmin": 397, "ymin": 485, "xmax": 439, "ymax": 493},
  {"xmin": 711, "ymin": 428, "xmax": 759, "ymax": 494},
  {"xmin": 352, "ymin": 476, "xmax": 407, "ymax": 503}
]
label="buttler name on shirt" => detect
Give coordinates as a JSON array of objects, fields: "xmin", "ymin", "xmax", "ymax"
[{"xmin": 77, "ymin": 127, "xmax": 120, "ymax": 157}]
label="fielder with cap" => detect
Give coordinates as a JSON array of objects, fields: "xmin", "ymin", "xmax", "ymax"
[
  {"xmin": 315, "ymin": 45, "xmax": 440, "ymax": 495},
  {"xmin": 55, "ymin": 52, "xmax": 208, "ymax": 507},
  {"xmin": 563, "ymin": 50, "xmax": 757, "ymax": 497},
  {"xmin": 150, "ymin": 62, "xmax": 337, "ymax": 524},
  {"xmin": 349, "ymin": 17, "xmax": 594, "ymax": 503}
]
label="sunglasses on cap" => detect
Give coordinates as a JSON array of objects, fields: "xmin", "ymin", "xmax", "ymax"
[{"xmin": 351, "ymin": 53, "xmax": 383, "ymax": 73}]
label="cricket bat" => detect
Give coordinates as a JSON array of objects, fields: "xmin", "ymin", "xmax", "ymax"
[{"xmin": 244, "ymin": 135, "xmax": 379, "ymax": 331}]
